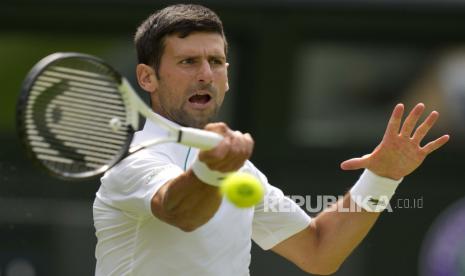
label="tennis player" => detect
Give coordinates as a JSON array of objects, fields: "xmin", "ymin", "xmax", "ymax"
[{"xmin": 93, "ymin": 4, "xmax": 449, "ymax": 275}]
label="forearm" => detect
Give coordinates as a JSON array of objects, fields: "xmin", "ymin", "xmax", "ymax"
[
  {"xmin": 271, "ymin": 193, "xmax": 381, "ymax": 275},
  {"xmin": 311, "ymin": 169, "xmax": 401, "ymax": 270},
  {"xmin": 151, "ymin": 169, "xmax": 222, "ymax": 232},
  {"xmin": 150, "ymin": 123, "xmax": 253, "ymax": 231},
  {"xmin": 311, "ymin": 193, "xmax": 381, "ymax": 269}
]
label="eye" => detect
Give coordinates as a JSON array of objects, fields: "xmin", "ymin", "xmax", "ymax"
[
  {"xmin": 180, "ymin": 58, "xmax": 195, "ymax": 65},
  {"xmin": 209, "ymin": 58, "xmax": 224, "ymax": 65}
]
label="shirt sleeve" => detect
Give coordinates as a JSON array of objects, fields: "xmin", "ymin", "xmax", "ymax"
[
  {"xmin": 244, "ymin": 162, "xmax": 312, "ymax": 250},
  {"xmin": 96, "ymin": 149, "xmax": 184, "ymax": 217}
]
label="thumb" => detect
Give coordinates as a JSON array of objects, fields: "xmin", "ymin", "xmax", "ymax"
[{"xmin": 340, "ymin": 155, "xmax": 370, "ymax": 171}]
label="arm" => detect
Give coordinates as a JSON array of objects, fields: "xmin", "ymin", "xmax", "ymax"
[
  {"xmin": 272, "ymin": 103, "xmax": 449, "ymax": 275},
  {"xmin": 151, "ymin": 122, "xmax": 254, "ymax": 232},
  {"xmin": 272, "ymin": 194, "xmax": 380, "ymax": 275}
]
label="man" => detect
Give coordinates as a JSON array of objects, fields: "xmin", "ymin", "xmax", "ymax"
[{"xmin": 93, "ymin": 4, "xmax": 450, "ymax": 275}]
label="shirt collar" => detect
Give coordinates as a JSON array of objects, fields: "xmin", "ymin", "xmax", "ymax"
[{"xmin": 131, "ymin": 117, "xmax": 175, "ymax": 145}]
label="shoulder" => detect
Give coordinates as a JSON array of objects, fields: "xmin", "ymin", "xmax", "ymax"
[
  {"xmin": 112, "ymin": 142, "xmax": 190, "ymax": 174},
  {"xmin": 241, "ymin": 160, "xmax": 268, "ymax": 181},
  {"xmin": 96, "ymin": 146, "xmax": 186, "ymax": 214},
  {"xmin": 240, "ymin": 160, "xmax": 284, "ymax": 198},
  {"xmin": 100, "ymin": 146, "xmax": 184, "ymax": 193}
]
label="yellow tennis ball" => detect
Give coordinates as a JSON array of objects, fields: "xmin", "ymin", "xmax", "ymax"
[{"xmin": 220, "ymin": 172, "xmax": 264, "ymax": 208}]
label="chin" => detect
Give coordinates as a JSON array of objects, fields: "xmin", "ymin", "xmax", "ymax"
[
  {"xmin": 190, "ymin": 119, "xmax": 211, "ymax": 129},
  {"xmin": 188, "ymin": 114, "xmax": 216, "ymax": 129},
  {"xmin": 174, "ymin": 107, "xmax": 217, "ymax": 129},
  {"xmin": 176, "ymin": 116, "xmax": 210, "ymax": 129}
]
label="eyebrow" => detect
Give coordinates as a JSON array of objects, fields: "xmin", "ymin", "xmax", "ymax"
[{"xmin": 174, "ymin": 54, "xmax": 226, "ymax": 60}]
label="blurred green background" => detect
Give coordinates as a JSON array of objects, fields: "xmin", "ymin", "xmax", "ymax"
[{"xmin": 1, "ymin": 1, "xmax": 465, "ymax": 275}]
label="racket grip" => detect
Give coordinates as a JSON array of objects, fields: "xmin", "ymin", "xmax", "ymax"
[{"xmin": 179, "ymin": 127, "xmax": 223, "ymax": 150}]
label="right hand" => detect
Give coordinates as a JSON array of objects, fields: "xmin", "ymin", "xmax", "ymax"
[{"xmin": 198, "ymin": 122, "xmax": 254, "ymax": 172}]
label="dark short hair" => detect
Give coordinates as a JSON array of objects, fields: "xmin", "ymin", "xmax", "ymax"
[{"xmin": 134, "ymin": 4, "xmax": 228, "ymax": 78}]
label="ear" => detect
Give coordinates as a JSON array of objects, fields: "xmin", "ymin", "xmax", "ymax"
[
  {"xmin": 136, "ymin": 64, "xmax": 158, "ymax": 94},
  {"xmin": 225, "ymin": 62, "xmax": 230, "ymax": 92}
]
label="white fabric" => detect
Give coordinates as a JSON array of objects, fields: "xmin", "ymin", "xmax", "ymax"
[
  {"xmin": 93, "ymin": 119, "xmax": 312, "ymax": 276},
  {"xmin": 191, "ymin": 157, "xmax": 228, "ymax": 186},
  {"xmin": 350, "ymin": 169, "xmax": 402, "ymax": 212}
]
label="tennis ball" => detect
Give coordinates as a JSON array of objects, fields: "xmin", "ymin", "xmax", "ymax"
[{"xmin": 220, "ymin": 172, "xmax": 264, "ymax": 208}]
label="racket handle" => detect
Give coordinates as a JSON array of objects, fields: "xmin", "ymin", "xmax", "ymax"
[{"xmin": 179, "ymin": 127, "xmax": 223, "ymax": 150}]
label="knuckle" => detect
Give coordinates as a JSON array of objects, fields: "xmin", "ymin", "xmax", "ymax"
[
  {"xmin": 204, "ymin": 123, "xmax": 216, "ymax": 131},
  {"xmin": 205, "ymin": 122, "xmax": 229, "ymax": 134},
  {"xmin": 216, "ymin": 122, "xmax": 229, "ymax": 132},
  {"xmin": 245, "ymin": 133, "xmax": 254, "ymax": 145},
  {"xmin": 222, "ymin": 136, "xmax": 232, "ymax": 147}
]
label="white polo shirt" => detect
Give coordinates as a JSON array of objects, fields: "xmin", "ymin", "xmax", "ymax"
[{"xmin": 93, "ymin": 119, "xmax": 312, "ymax": 276}]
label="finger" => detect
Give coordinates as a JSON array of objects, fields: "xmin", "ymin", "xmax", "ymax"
[
  {"xmin": 210, "ymin": 133, "xmax": 252, "ymax": 172},
  {"xmin": 213, "ymin": 140, "xmax": 245, "ymax": 171},
  {"xmin": 421, "ymin": 135, "xmax": 450, "ymax": 154},
  {"xmin": 213, "ymin": 154, "xmax": 244, "ymax": 172},
  {"xmin": 412, "ymin": 111, "xmax": 439, "ymax": 144},
  {"xmin": 204, "ymin": 122, "xmax": 230, "ymax": 136},
  {"xmin": 384, "ymin": 103, "xmax": 404, "ymax": 138},
  {"xmin": 226, "ymin": 133, "xmax": 253, "ymax": 165},
  {"xmin": 202, "ymin": 122, "xmax": 234, "ymax": 158},
  {"xmin": 340, "ymin": 156, "xmax": 370, "ymax": 171},
  {"xmin": 400, "ymin": 103, "xmax": 425, "ymax": 138},
  {"xmin": 199, "ymin": 136, "xmax": 231, "ymax": 164},
  {"xmin": 211, "ymin": 157, "xmax": 239, "ymax": 171},
  {"xmin": 241, "ymin": 133, "xmax": 254, "ymax": 156}
]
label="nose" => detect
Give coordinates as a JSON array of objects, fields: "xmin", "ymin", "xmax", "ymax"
[{"xmin": 197, "ymin": 60, "xmax": 213, "ymax": 83}]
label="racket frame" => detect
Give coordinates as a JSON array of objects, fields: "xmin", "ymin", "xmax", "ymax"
[
  {"xmin": 17, "ymin": 53, "xmax": 135, "ymax": 180},
  {"xmin": 17, "ymin": 52, "xmax": 223, "ymax": 180}
]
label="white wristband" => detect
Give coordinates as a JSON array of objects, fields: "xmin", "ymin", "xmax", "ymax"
[
  {"xmin": 350, "ymin": 169, "xmax": 402, "ymax": 212},
  {"xmin": 191, "ymin": 158, "xmax": 228, "ymax": 187}
]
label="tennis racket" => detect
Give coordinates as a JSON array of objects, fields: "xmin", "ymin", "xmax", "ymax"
[{"xmin": 17, "ymin": 52, "xmax": 223, "ymax": 180}]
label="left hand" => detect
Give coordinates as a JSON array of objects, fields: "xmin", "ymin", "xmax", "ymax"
[{"xmin": 340, "ymin": 103, "xmax": 450, "ymax": 180}]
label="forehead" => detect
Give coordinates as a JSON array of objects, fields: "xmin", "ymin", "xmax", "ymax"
[{"xmin": 163, "ymin": 32, "xmax": 226, "ymax": 57}]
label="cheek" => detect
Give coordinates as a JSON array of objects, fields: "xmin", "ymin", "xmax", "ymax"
[
  {"xmin": 161, "ymin": 74, "xmax": 190, "ymax": 99},
  {"xmin": 225, "ymin": 74, "xmax": 229, "ymax": 91},
  {"xmin": 215, "ymin": 71, "xmax": 229, "ymax": 90},
  {"xmin": 161, "ymin": 63, "xmax": 191, "ymax": 85}
]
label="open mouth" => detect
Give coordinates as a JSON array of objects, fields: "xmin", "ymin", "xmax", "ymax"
[{"xmin": 188, "ymin": 94, "xmax": 212, "ymax": 105}]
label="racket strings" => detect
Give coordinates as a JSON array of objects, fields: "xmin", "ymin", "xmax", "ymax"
[
  {"xmin": 26, "ymin": 127, "xmax": 126, "ymax": 147},
  {"xmin": 31, "ymin": 143, "xmax": 111, "ymax": 163},
  {"xmin": 23, "ymin": 58, "xmax": 131, "ymax": 175},
  {"xmin": 27, "ymin": 131, "xmax": 125, "ymax": 156},
  {"xmin": 33, "ymin": 73, "xmax": 126, "ymax": 113},
  {"xmin": 25, "ymin": 128, "xmax": 121, "ymax": 171},
  {"xmin": 33, "ymin": 90, "xmax": 126, "ymax": 114},
  {"xmin": 29, "ymin": 116, "xmax": 128, "ymax": 139},
  {"xmin": 28, "ymin": 134, "xmax": 123, "ymax": 151}
]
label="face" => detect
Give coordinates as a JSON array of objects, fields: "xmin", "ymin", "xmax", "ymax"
[{"xmin": 141, "ymin": 32, "xmax": 229, "ymax": 128}]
